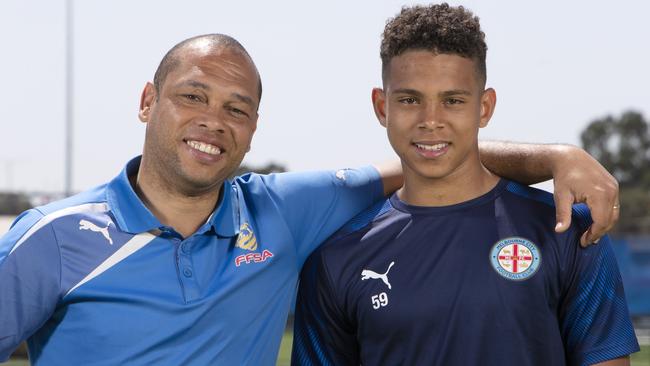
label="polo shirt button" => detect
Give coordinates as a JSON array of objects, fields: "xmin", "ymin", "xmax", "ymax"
[
  {"xmin": 183, "ymin": 267, "xmax": 193, "ymax": 277},
  {"xmin": 181, "ymin": 243, "xmax": 190, "ymax": 253}
]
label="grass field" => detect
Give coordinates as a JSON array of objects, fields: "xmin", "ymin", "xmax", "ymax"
[
  {"xmin": 632, "ymin": 345, "xmax": 650, "ymax": 366},
  {"xmin": 4, "ymin": 336, "xmax": 648, "ymax": 365},
  {"xmin": 280, "ymin": 342, "xmax": 650, "ymax": 365},
  {"xmin": 277, "ymin": 331, "xmax": 293, "ymax": 366}
]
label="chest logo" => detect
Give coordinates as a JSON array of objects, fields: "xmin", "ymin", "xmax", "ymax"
[
  {"xmin": 79, "ymin": 219, "xmax": 113, "ymax": 245},
  {"xmin": 361, "ymin": 261, "xmax": 395, "ymax": 289},
  {"xmin": 490, "ymin": 237, "xmax": 541, "ymax": 281},
  {"xmin": 235, "ymin": 249, "xmax": 274, "ymax": 267},
  {"xmin": 236, "ymin": 222, "xmax": 258, "ymax": 251}
]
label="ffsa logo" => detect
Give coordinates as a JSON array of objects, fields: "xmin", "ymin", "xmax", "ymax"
[
  {"xmin": 235, "ymin": 250, "xmax": 274, "ymax": 267},
  {"xmin": 234, "ymin": 222, "xmax": 274, "ymax": 266}
]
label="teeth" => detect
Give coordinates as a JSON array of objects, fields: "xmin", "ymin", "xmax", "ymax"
[
  {"xmin": 187, "ymin": 140, "xmax": 222, "ymax": 155},
  {"xmin": 416, "ymin": 143, "xmax": 448, "ymax": 151}
]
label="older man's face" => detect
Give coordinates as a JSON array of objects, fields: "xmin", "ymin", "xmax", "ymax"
[{"xmin": 139, "ymin": 45, "xmax": 259, "ymax": 194}]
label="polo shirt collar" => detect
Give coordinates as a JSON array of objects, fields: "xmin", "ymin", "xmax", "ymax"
[
  {"xmin": 106, "ymin": 156, "xmax": 239, "ymax": 237},
  {"xmin": 106, "ymin": 156, "xmax": 160, "ymax": 234},
  {"xmin": 209, "ymin": 181, "xmax": 239, "ymax": 237}
]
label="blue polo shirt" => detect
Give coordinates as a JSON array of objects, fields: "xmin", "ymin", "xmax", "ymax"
[{"xmin": 0, "ymin": 156, "xmax": 383, "ymax": 365}]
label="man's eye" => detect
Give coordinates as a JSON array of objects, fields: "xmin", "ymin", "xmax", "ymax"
[
  {"xmin": 445, "ymin": 98, "xmax": 464, "ymax": 105},
  {"xmin": 228, "ymin": 106, "xmax": 249, "ymax": 117},
  {"xmin": 182, "ymin": 94, "xmax": 203, "ymax": 102},
  {"xmin": 399, "ymin": 97, "xmax": 418, "ymax": 105}
]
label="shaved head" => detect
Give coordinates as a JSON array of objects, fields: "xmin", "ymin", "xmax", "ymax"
[{"xmin": 153, "ymin": 34, "xmax": 262, "ymax": 101}]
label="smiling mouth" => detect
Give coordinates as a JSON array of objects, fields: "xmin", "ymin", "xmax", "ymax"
[
  {"xmin": 414, "ymin": 142, "xmax": 449, "ymax": 151},
  {"xmin": 186, "ymin": 140, "xmax": 222, "ymax": 156}
]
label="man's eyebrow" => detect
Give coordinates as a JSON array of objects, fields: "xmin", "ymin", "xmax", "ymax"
[
  {"xmin": 439, "ymin": 89, "xmax": 472, "ymax": 97},
  {"xmin": 176, "ymin": 81, "xmax": 255, "ymax": 107},
  {"xmin": 179, "ymin": 80, "xmax": 211, "ymax": 90},
  {"xmin": 392, "ymin": 88, "xmax": 425, "ymax": 97},
  {"xmin": 231, "ymin": 93, "xmax": 256, "ymax": 108}
]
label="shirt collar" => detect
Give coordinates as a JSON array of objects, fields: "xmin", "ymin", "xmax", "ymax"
[
  {"xmin": 106, "ymin": 156, "xmax": 239, "ymax": 237},
  {"xmin": 210, "ymin": 181, "xmax": 239, "ymax": 237},
  {"xmin": 107, "ymin": 156, "xmax": 160, "ymax": 234}
]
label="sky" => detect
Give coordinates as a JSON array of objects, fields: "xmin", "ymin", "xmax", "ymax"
[{"xmin": 0, "ymin": 0, "xmax": 648, "ymax": 193}]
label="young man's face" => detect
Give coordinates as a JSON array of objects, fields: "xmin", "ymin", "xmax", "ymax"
[
  {"xmin": 372, "ymin": 50, "xmax": 495, "ymax": 184},
  {"xmin": 138, "ymin": 45, "xmax": 259, "ymax": 194}
]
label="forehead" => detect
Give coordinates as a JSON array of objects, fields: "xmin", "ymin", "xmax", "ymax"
[
  {"xmin": 386, "ymin": 50, "xmax": 480, "ymax": 91},
  {"xmin": 166, "ymin": 46, "xmax": 259, "ymax": 100}
]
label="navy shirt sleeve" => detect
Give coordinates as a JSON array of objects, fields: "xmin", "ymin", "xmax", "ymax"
[
  {"xmin": 559, "ymin": 207, "xmax": 640, "ymax": 365},
  {"xmin": 0, "ymin": 209, "xmax": 63, "ymax": 361},
  {"xmin": 257, "ymin": 167, "xmax": 383, "ymax": 265},
  {"xmin": 292, "ymin": 247, "xmax": 359, "ymax": 366}
]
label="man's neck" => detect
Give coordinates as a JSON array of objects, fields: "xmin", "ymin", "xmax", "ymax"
[
  {"xmin": 133, "ymin": 165, "xmax": 223, "ymax": 238},
  {"xmin": 398, "ymin": 159, "xmax": 499, "ymax": 207}
]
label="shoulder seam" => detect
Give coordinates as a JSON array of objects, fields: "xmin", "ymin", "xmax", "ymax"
[
  {"xmin": 46, "ymin": 222, "xmax": 64, "ymax": 301},
  {"xmin": 331, "ymin": 199, "xmax": 392, "ymax": 241},
  {"xmin": 9, "ymin": 202, "xmax": 109, "ymax": 256},
  {"xmin": 319, "ymin": 249, "xmax": 350, "ymax": 331}
]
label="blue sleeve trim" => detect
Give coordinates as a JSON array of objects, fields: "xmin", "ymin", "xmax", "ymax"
[
  {"xmin": 563, "ymin": 238, "xmax": 639, "ymax": 364},
  {"xmin": 505, "ymin": 181, "xmax": 555, "ymax": 207},
  {"xmin": 292, "ymin": 251, "xmax": 337, "ymax": 366},
  {"xmin": 580, "ymin": 339, "xmax": 640, "ymax": 366},
  {"xmin": 331, "ymin": 199, "xmax": 392, "ymax": 240}
]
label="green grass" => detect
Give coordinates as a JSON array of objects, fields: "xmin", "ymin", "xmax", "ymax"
[
  {"xmin": 275, "ymin": 338, "xmax": 650, "ymax": 365},
  {"xmin": 2, "ymin": 334, "xmax": 295, "ymax": 366},
  {"xmin": 632, "ymin": 345, "xmax": 650, "ymax": 365},
  {"xmin": 0, "ymin": 362, "xmax": 28, "ymax": 366},
  {"xmin": 4, "ymin": 338, "xmax": 648, "ymax": 365},
  {"xmin": 277, "ymin": 331, "xmax": 293, "ymax": 366}
]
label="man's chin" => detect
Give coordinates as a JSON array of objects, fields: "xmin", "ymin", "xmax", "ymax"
[{"xmin": 175, "ymin": 171, "xmax": 229, "ymax": 195}]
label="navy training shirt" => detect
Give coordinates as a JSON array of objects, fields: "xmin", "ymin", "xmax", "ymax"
[{"xmin": 293, "ymin": 179, "xmax": 639, "ymax": 366}]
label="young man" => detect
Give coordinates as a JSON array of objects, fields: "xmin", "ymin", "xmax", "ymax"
[
  {"xmin": 0, "ymin": 34, "xmax": 620, "ymax": 365},
  {"xmin": 292, "ymin": 4, "xmax": 639, "ymax": 366}
]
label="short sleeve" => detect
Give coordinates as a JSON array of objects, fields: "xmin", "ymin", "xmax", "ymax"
[
  {"xmin": 0, "ymin": 209, "xmax": 62, "ymax": 361},
  {"xmin": 559, "ymin": 210, "xmax": 640, "ymax": 365},
  {"xmin": 255, "ymin": 167, "xmax": 383, "ymax": 264}
]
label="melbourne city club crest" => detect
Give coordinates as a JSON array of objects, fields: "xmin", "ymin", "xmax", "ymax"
[{"xmin": 490, "ymin": 237, "xmax": 541, "ymax": 281}]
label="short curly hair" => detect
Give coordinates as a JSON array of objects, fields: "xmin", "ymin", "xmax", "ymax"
[{"xmin": 380, "ymin": 3, "xmax": 487, "ymax": 87}]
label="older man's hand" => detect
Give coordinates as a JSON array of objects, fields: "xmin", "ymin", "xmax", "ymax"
[{"xmin": 551, "ymin": 145, "xmax": 620, "ymax": 246}]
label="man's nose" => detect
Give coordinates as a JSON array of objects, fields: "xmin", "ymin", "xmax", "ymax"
[
  {"xmin": 197, "ymin": 110, "xmax": 227, "ymax": 133},
  {"xmin": 418, "ymin": 104, "xmax": 444, "ymax": 130}
]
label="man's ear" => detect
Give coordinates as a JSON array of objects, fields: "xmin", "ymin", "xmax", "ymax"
[
  {"xmin": 372, "ymin": 87, "xmax": 388, "ymax": 127},
  {"xmin": 479, "ymin": 88, "xmax": 497, "ymax": 128},
  {"xmin": 138, "ymin": 82, "xmax": 156, "ymax": 123}
]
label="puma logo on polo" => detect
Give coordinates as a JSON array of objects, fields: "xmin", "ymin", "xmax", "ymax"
[
  {"xmin": 361, "ymin": 261, "xmax": 395, "ymax": 289},
  {"xmin": 79, "ymin": 219, "xmax": 113, "ymax": 245}
]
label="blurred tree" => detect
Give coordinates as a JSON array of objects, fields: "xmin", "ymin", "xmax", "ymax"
[
  {"xmin": 231, "ymin": 162, "xmax": 287, "ymax": 178},
  {"xmin": 581, "ymin": 111, "xmax": 650, "ymax": 233},
  {"xmin": 0, "ymin": 192, "xmax": 32, "ymax": 215}
]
